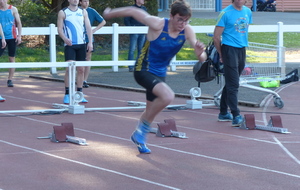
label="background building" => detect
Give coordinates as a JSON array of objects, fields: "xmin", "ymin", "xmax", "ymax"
[{"xmin": 158, "ymin": 0, "xmax": 300, "ymax": 12}]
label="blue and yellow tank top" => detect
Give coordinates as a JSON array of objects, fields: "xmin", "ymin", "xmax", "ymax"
[
  {"xmin": 0, "ymin": 5, "xmax": 17, "ymax": 40},
  {"xmin": 135, "ymin": 18, "xmax": 186, "ymax": 77}
]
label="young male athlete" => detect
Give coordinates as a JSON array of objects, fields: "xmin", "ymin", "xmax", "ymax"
[
  {"xmin": 57, "ymin": 0, "xmax": 93, "ymax": 104},
  {"xmin": 0, "ymin": 0, "xmax": 22, "ymax": 87},
  {"xmin": 103, "ymin": 0, "xmax": 207, "ymax": 154}
]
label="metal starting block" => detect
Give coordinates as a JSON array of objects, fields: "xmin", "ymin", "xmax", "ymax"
[
  {"xmin": 37, "ymin": 123, "xmax": 88, "ymax": 145},
  {"xmin": 240, "ymin": 114, "xmax": 290, "ymax": 134},
  {"xmin": 155, "ymin": 119, "xmax": 188, "ymax": 138},
  {"xmin": 127, "ymin": 101, "xmax": 146, "ymax": 106},
  {"xmin": 52, "ymin": 103, "xmax": 85, "ymax": 114}
]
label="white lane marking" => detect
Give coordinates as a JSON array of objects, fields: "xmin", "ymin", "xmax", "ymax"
[
  {"xmin": 273, "ymin": 136, "xmax": 300, "ymax": 165},
  {"xmin": 0, "ymin": 140, "xmax": 180, "ymax": 190}
]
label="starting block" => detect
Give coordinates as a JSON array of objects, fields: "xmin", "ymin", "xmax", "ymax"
[
  {"xmin": 152, "ymin": 119, "xmax": 188, "ymax": 138},
  {"xmin": 240, "ymin": 114, "xmax": 290, "ymax": 134},
  {"xmin": 37, "ymin": 123, "xmax": 88, "ymax": 145}
]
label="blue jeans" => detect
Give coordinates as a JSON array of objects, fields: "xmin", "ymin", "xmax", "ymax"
[{"xmin": 128, "ymin": 34, "xmax": 146, "ymax": 68}]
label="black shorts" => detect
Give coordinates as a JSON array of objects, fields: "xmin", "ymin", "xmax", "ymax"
[
  {"xmin": 0, "ymin": 39, "xmax": 17, "ymax": 57},
  {"xmin": 64, "ymin": 44, "xmax": 86, "ymax": 61},
  {"xmin": 134, "ymin": 71, "xmax": 165, "ymax": 101}
]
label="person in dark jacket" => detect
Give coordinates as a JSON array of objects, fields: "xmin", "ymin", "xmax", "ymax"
[{"xmin": 124, "ymin": 0, "xmax": 147, "ymax": 72}]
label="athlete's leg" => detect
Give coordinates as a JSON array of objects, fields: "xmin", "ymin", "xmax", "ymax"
[
  {"xmin": 83, "ymin": 50, "xmax": 92, "ymax": 83},
  {"xmin": 141, "ymin": 82, "xmax": 174, "ymax": 123},
  {"xmin": 7, "ymin": 39, "xmax": 17, "ymax": 87},
  {"xmin": 131, "ymin": 82, "xmax": 174, "ymax": 154},
  {"xmin": 76, "ymin": 66, "xmax": 85, "ymax": 90},
  {"xmin": 8, "ymin": 57, "xmax": 15, "ymax": 80}
]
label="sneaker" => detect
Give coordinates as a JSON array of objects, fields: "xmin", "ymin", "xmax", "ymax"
[
  {"xmin": 232, "ymin": 115, "xmax": 244, "ymax": 127},
  {"xmin": 81, "ymin": 97, "xmax": 88, "ymax": 103},
  {"xmin": 218, "ymin": 112, "xmax": 233, "ymax": 121},
  {"xmin": 83, "ymin": 81, "xmax": 89, "ymax": 88},
  {"xmin": 63, "ymin": 94, "xmax": 69, "ymax": 104},
  {"xmin": 0, "ymin": 95, "xmax": 6, "ymax": 102},
  {"xmin": 131, "ymin": 131, "xmax": 151, "ymax": 154},
  {"xmin": 7, "ymin": 80, "xmax": 14, "ymax": 87}
]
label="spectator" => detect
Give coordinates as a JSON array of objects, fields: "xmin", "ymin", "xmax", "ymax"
[
  {"xmin": 0, "ymin": 0, "xmax": 22, "ymax": 87},
  {"xmin": 79, "ymin": 0, "xmax": 106, "ymax": 88},
  {"xmin": 0, "ymin": 23, "xmax": 6, "ymax": 102},
  {"xmin": 124, "ymin": 0, "xmax": 147, "ymax": 72},
  {"xmin": 57, "ymin": 0, "xmax": 93, "ymax": 104},
  {"xmin": 213, "ymin": 0, "xmax": 252, "ymax": 126}
]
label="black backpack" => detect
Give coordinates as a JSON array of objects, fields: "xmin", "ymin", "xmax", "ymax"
[
  {"xmin": 193, "ymin": 60, "xmax": 216, "ymax": 83},
  {"xmin": 193, "ymin": 41, "xmax": 223, "ymax": 86},
  {"xmin": 280, "ymin": 69, "xmax": 299, "ymax": 84},
  {"xmin": 205, "ymin": 41, "xmax": 224, "ymax": 75}
]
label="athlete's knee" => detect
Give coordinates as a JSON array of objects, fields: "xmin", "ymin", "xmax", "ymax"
[
  {"xmin": 161, "ymin": 90, "xmax": 175, "ymax": 105},
  {"xmin": 76, "ymin": 67, "xmax": 84, "ymax": 75}
]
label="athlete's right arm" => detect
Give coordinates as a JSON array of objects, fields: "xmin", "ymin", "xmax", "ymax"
[
  {"xmin": 0, "ymin": 24, "xmax": 6, "ymax": 49},
  {"xmin": 103, "ymin": 7, "xmax": 163, "ymax": 32},
  {"xmin": 213, "ymin": 26, "xmax": 224, "ymax": 63},
  {"xmin": 57, "ymin": 10, "xmax": 72, "ymax": 46}
]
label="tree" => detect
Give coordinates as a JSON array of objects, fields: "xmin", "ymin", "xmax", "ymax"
[
  {"xmin": 11, "ymin": 0, "xmax": 158, "ymax": 27},
  {"xmin": 10, "ymin": 0, "xmax": 158, "ymax": 47}
]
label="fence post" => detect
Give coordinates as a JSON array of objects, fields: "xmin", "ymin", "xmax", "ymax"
[
  {"xmin": 112, "ymin": 23, "xmax": 119, "ymax": 72},
  {"xmin": 170, "ymin": 56, "xmax": 176, "ymax": 71},
  {"xmin": 277, "ymin": 22, "xmax": 285, "ymax": 77},
  {"xmin": 49, "ymin": 23, "xmax": 57, "ymax": 74},
  {"xmin": 277, "ymin": 22, "xmax": 284, "ymax": 66}
]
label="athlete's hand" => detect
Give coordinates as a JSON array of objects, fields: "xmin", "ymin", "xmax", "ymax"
[
  {"xmin": 194, "ymin": 40, "xmax": 206, "ymax": 61},
  {"xmin": 1, "ymin": 39, "xmax": 6, "ymax": 49},
  {"xmin": 87, "ymin": 42, "xmax": 93, "ymax": 52},
  {"xmin": 103, "ymin": 8, "xmax": 112, "ymax": 20},
  {"xmin": 64, "ymin": 38, "xmax": 72, "ymax": 46},
  {"xmin": 16, "ymin": 36, "xmax": 22, "ymax": 45}
]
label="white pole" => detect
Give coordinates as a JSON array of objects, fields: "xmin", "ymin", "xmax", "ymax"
[
  {"xmin": 49, "ymin": 23, "xmax": 57, "ymax": 74},
  {"xmin": 277, "ymin": 22, "xmax": 285, "ymax": 77},
  {"xmin": 112, "ymin": 23, "xmax": 119, "ymax": 72}
]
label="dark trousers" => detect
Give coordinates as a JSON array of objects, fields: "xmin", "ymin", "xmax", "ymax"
[{"xmin": 220, "ymin": 44, "xmax": 246, "ymax": 117}]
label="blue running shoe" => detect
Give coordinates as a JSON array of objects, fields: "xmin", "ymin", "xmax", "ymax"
[
  {"xmin": 63, "ymin": 94, "xmax": 69, "ymax": 104},
  {"xmin": 131, "ymin": 132, "xmax": 151, "ymax": 154},
  {"xmin": 0, "ymin": 95, "xmax": 6, "ymax": 102},
  {"xmin": 81, "ymin": 97, "xmax": 88, "ymax": 103},
  {"xmin": 232, "ymin": 115, "xmax": 244, "ymax": 127},
  {"xmin": 218, "ymin": 112, "xmax": 233, "ymax": 122}
]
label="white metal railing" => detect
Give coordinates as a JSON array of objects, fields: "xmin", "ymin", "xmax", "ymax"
[
  {"xmin": 3, "ymin": 22, "xmax": 299, "ymax": 73},
  {"xmin": 0, "ymin": 22, "xmax": 298, "ymax": 114}
]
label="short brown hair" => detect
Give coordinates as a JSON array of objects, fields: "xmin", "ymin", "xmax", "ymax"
[{"xmin": 170, "ymin": 0, "xmax": 192, "ymax": 17}]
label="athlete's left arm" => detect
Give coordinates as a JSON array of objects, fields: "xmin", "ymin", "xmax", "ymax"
[
  {"xmin": 12, "ymin": 6, "xmax": 22, "ymax": 45},
  {"xmin": 83, "ymin": 9, "xmax": 93, "ymax": 52},
  {"xmin": 92, "ymin": 10, "xmax": 106, "ymax": 34},
  {"xmin": 184, "ymin": 25, "xmax": 206, "ymax": 62},
  {"xmin": 93, "ymin": 18, "xmax": 106, "ymax": 34}
]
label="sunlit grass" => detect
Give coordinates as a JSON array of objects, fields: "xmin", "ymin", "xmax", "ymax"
[{"xmin": 246, "ymin": 50, "xmax": 277, "ymax": 63}]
